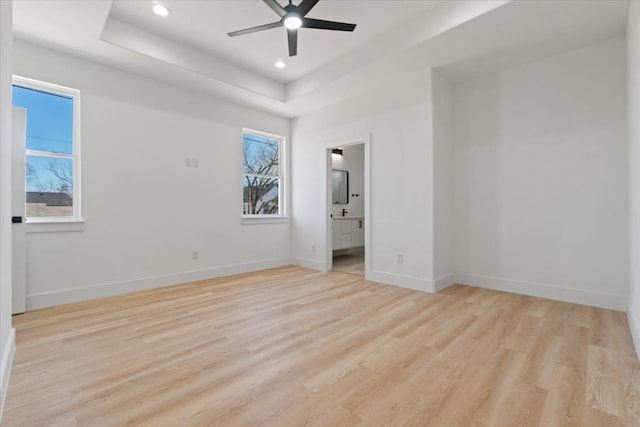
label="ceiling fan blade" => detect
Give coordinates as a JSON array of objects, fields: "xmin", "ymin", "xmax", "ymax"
[
  {"xmin": 298, "ymin": 0, "xmax": 320, "ymax": 16},
  {"xmin": 263, "ymin": 0, "xmax": 287, "ymax": 18},
  {"xmin": 227, "ymin": 21, "xmax": 282, "ymax": 37},
  {"xmin": 302, "ymin": 18, "xmax": 357, "ymax": 32},
  {"xmin": 287, "ymin": 28, "xmax": 298, "ymax": 57}
]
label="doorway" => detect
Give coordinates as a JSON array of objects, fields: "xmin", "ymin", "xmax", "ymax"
[{"xmin": 326, "ymin": 136, "xmax": 370, "ymax": 278}]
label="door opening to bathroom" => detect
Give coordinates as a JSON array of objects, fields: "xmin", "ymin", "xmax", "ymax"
[{"xmin": 329, "ymin": 143, "xmax": 366, "ymax": 276}]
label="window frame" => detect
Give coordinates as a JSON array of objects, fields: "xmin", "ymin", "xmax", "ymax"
[
  {"xmin": 241, "ymin": 128, "xmax": 287, "ymax": 221},
  {"xmin": 13, "ymin": 75, "xmax": 82, "ymax": 223}
]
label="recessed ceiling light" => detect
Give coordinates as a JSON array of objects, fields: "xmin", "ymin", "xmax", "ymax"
[
  {"xmin": 153, "ymin": 4, "xmax": 171, "ymax": 17},
  {"xmin": 274, "ymin": 60, "xmax": 286, "ymax": 69}
]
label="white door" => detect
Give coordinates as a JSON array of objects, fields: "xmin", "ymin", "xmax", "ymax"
[{"xmin": 12, "ymin": 107, "xmax": 26, "ymax": 314}]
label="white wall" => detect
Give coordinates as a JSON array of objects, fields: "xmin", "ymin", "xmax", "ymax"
[
  {"xmin": 432, "ymin": 70, "xmax": 454, "ymax": 289},
  {"xmin": 13, "ymin": 41, "xmax": 291, "ymax": 309},
  {"xmin": 331, "ymin": 144, "xmax": 364, "ymax": 218},
  {"xmin": 291, "ymin": 69, "xmax": 436, "ymax": 291},
  {"xmin": 453, "ymin": 37, "xmax": 628, "ymax": 310},
  {"xmin": 0, "ymin": 0, "xmax": 14, "ymax": 418},
  {"xmin": 627, "ymin": 2, "xmax": 640, "ymax": 357}
]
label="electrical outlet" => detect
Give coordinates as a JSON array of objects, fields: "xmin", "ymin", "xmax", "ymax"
[
  {"xmin": 192, "ymin": 251, "xmax": 199, "ymax": 260},
  {"xmin": 185, "ymin": 158, "xmax": 192, "ymax": 167},
  {"xmin": 192, "ymin": 158, "xmax": 199, "ymax": 168},
  {"xmin": 396, "ymin": 253, "xmax": 403, "ymax": 264},
  {"xmin": 311, "ymin": 244, "xmax": 316, "ymax": 253}
]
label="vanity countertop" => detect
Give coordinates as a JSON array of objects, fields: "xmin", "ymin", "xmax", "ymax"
[{"xmin": 333, "ymin": 216, "xmax": 364, "ymax": 220}]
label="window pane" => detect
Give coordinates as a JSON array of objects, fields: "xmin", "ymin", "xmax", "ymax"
[
  {"xmin": 243, "ymin": 176, "xmax": 279, "ymax": 215},
  {"xmin": 243, "ymin": 133, "xmax": 279, "ymax": 176},
  {"xmin": 12, "ymin": 85, "xmax": 73, "ymax": 154},
  {"xmin": 26, "ymin": 155, "xmax": 73, "ymax": 217}
]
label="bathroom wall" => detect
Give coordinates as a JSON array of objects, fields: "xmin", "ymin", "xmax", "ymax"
[{"xmin": 331, "ymin": 144, "xmax": 365, "ymax": 218}]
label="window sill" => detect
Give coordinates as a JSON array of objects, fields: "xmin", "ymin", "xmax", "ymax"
[
  {"xmin": 241, "ymin": 216, "xmax": 289, "ymax": 225},
  {"xmin": 26, "ymin": 218, "xmax": 85, "ymax": 233}
]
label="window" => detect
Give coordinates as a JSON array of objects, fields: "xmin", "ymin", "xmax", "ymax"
[
  {"xmin": 242, "ymin": 130, "xmax": 284, "ymax": 217},
  {"xmin": 12, "ymin": 76, "xmax": 81, "ymax": 221}
]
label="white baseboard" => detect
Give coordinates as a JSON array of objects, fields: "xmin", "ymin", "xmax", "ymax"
[
  {"xmin": 26, "ymin": 257, "xmax": 292, "ymax": 310},
  {"xmin": 455, "ymin": 272, "xmax": 626, "ymax": 311},
  {"xmin": 290, "ymin": 257, "xmax": 324, "ymax": 271},
  {"xmin": 368, "ymin": 270, "xmax": 435, "ymax": 293},
  {"xmin": 434, "ymin": 273, "xmax": 455, "ymax": 292},
  {"xmin": 0, "ymin": 328, "xmax": 15, "ymax": 422},
  {"xmin": 628, "ymin": 298, "xmax": 640, "ymax": 362}
]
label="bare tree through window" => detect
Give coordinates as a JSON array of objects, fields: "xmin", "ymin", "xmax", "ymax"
[
  {"xmin": 243, "ymin": 132, "xmax": 282, "ymax": 215},
  {"xmin": 26, "ymin": 157, "xmax": 73, "ymax": 194}
]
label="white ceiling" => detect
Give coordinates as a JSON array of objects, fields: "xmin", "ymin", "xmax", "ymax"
[
  {"xmin": 12, "ymin": 0, "xmax": 630, "ymax": 118},
  {"xmin": 108, "ymin": 1, "xmax": 440, "ymax": 83}
]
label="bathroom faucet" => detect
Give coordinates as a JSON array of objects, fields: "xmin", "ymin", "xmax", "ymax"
[{"xmin": 342, "ymin": 208, "xmax": 348, "ymax": 217}]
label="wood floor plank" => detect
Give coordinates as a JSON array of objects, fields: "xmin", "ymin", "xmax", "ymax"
[
  {"xmin": 3, "ymin": 266, "xmax": 639, "ymax": 426},
  {"xmin": 519, "ymin": 332, "xmax": 563, "ymax": 389},
  {"xmin": 586, "ymin": 345, "xmax": 627, "ymax": 419},
  {"xmin": 623, "ymin": 364, "xmax": 640, "ymax": 426},
  {"xmin": 491, "ymin": 381, "xmax": 548, "ymax": 427},
  {"xmin": 537, "ymin": 363, "xmax": 586, "ymax": 426},
  {"xmin": 591, "ymin": 308, "xmax": 623, "ymax": 349},
  {"xmin": 502, "ymin": 314, "xmax": 544, "ymax": 354},
  {"xmin": 467, "ymin": 349, "xmax": 529, "ymax": 425}
]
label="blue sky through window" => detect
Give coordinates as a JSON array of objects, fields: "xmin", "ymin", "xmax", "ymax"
[{"xmin": 12, "ymin": 85, "xmax": 73, "ymax": 192}]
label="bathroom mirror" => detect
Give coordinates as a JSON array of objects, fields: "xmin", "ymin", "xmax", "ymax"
[{"xmin": 332, "ymin": 169, "xmax": 349, "ymax": 204}]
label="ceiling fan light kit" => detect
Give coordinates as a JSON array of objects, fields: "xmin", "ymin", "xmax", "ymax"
[
  {"xmin": 227, "ymin": 0, "xmax": 357, "ymax": 57},
  {"xmin": 284, "ymin": 14, "xmax": 302, "ymax": 30}
]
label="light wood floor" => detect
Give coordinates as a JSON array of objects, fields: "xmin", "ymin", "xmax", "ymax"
[
  {"xmin": 332, "ymin": 253, "xmax": 364, "ymax": 276},
  {"xmin": 4, "ymin": 266, "xmax": 640, "ymax": 426}
]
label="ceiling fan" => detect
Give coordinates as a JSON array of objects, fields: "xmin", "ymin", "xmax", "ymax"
[{"xmin": 227, "ymin": 0, "xmax": 357, "ymax": 57}]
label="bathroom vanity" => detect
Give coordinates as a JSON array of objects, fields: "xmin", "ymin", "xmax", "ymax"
[{"xmin": 332, "ymin": 217, "xmax": 364, "ymax": 250}]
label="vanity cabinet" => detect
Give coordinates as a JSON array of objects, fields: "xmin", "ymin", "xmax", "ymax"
[{"xmin": 332, "ymin": 218, "xmax": 364, "ymax": 250}]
